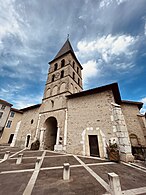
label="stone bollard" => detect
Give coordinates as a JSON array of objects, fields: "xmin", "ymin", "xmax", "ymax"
[
  {"xmin": 35, "ymin": 157, "xmax": 41, "ymax": 170},
  {"xmin": 63, "ymin": 163, "xmax": 70, "ymax": 180},
  {"xmin": 16, "ymin": 153, "xmax": 23, "ymax": 164},
  {"xmin": 108, "ymin": 172, "xmax": 122, "ymax": 195},
  {"xmin": 3, "ymin": 151, "xmax": 10, "ymax": 160}
]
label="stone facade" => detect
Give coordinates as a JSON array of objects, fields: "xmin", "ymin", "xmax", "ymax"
[
  {"xmin": 67, "ymin": 90, "xmax": 115, "ymax": 157},
  {"xmin": 16, "ymin": 105, "xmax": 41, "ymax": 148},
  {"xmin": 1, "ymin": 39, "xmax": 146, "ymax": 162},
  {"xmin": 121, "ymin": 102, "xmax": 146, "ymax": 146}
]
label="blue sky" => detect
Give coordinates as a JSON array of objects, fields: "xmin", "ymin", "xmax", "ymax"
[{"xmin": 0, "ymin": 0, "xmax": 146, "ymax": 113}]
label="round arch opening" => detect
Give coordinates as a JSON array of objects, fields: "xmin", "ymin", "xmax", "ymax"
[{"xmin": 44, "ymin": 117, "xmax": 58, "ymax": 150}]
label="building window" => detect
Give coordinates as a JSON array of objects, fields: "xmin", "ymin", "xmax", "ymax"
[
  {"xmin": 51, "ymin": 100, "xmax": 54, "ymax": 107},
  {"xmin": 54, "ymin": 63, "xmax": 58, "ymax": 71},
  {"xmin": 1, "ymin": 105, "xmax": 6, "ymax": 110},
  {"xmin": 10, "ymin": 111, "xmax": 15, "ymax": 117},
  {"xmin": 31, "ymin": 119, "xmax": 34, "ymax": 124},
  {"xmin": 52, "ymin": 74, "xmax": 55, "ymax": 82},
  {"xmin": 73, "ymin": 61, "xmax": 75, "ymax": 69},
  {"xmin": 61, "ymin": 70, "xmax": 64, "ymax": 78},
  {"xmin": 77, "ymin": 67, "xmax": 79, "ymax": 74},
  {"xmin": 61, "ymin": 59, "xmax": 65, "ymax": 68},
  {"xmin": 78, "ymin": 78, "xmax": 80, "ymax": 85},
  {"xmin": 6, "ymin": 120, "xmax": 12, "ymax": 128},
  {"xmin": 0, "ymin": 112, "xmax": 3, "ymax": 119},
  {"xmin": 73, "ymin": 72, "xmax": 75, "ymax": 80}
]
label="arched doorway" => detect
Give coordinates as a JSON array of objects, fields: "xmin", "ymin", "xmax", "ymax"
[{"xmin": 44, "ymin": 117, "xmax": 57, "ymax": 150}]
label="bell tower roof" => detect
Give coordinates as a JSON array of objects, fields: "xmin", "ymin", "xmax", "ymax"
[
  {"xmin": 54, "ymin": 39, "xmax": 74, "ymax": 60},
  {"xmin": 49, "ymin": 39, "xmax": 83, "ymax": 70}
]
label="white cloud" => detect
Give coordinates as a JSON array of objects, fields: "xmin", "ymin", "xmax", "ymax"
[
  {"xmin": 82, "ymin": 60, "xmax": 100, "ymax": 78},
  {"xmin": 99, "ymin": 0, "xmax": 128, "ymax": 9},
  {"xmin": 77, "ymin": 34, "xmax": 137, "ymax": 63},
  {"xmin": 76, "ymin": 34, "xmax": 138, "ymax": 87},
  {"xmin": 140, "ymin": 97, "xmax": 146, "ymax": 114},
  {"xmin": 99, "ymin": 0, "xmax": 113, "ymax": 8},
  {"xmin": 82, "ymin": 60, "xmax": 101, "ymax": 87}
]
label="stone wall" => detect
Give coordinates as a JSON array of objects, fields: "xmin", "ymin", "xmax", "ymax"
[
  {"xmin": 16, "ymin": 107, "xmax": 40, "ymax": 148},
  {"xmin": 67, "ymin": 90, "xmax": 116, "ymax": 158},
  {"xmin": 41, "ymin": 93, "xmax": 68, "ymax": 114},
  {"xmin": 121, "ymin": 103, "xmax": 146, "ymax": 146}
]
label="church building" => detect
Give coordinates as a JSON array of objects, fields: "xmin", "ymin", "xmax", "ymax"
[{"xmin": 0, "ymin": 39, "xmax": 146, "ymax": 162}]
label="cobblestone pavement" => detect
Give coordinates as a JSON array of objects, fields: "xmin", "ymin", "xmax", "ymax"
[{"xmin": 0, "ymin": 146, "xmax": 146, "ymax": 195}]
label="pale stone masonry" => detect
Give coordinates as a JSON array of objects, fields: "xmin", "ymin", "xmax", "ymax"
[
  {"xmin": 0, "ymin": 39, "xmax": 146, "ymax": 162},
  {"xmin": 0, "ymin": 99, "xmax": 12, "ymax": 137}
]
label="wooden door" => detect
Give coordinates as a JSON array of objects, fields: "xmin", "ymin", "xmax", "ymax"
[{"xmin": 89, "ymin": 135, "xmax": 99, "ymax": 157}]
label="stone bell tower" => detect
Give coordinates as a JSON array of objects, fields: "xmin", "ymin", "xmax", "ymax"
[
  {"xmin": 44, "ymin": 38, "xmax": 83, "ymax": 100},
  {"xmin": 38, "ymin": 39, "xmax": 83, "ymax": 151},
  {"xmin": 41, "ymin": 38, "xmax": 83, "ymax": 113}
]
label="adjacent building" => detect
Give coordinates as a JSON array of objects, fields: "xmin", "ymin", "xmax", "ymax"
[
  {"xmin": 0, "ymin": 99, "xmax": 12, "ymax": 138},
  {"xmin": 1, "ymin": 108, "xmax": 23, "ymax": 146}
]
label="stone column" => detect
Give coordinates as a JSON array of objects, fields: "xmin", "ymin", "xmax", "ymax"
[
  {"xmin": 10, "ymin": 121, "xmax": 21, "ymax": 147},
  {"xmin": 56, "ymin": 127, "xmax": 60, "ymax": 145},
  {"xmin": 35, "ymin": 114, "xmax": 41, "ymax": 140},
  {"xmin": 39, "ymin": 128, "xmax": 46, "ymax": 150},
  {"xmin": 54, "ymin": 126, "xmax": 63, "ymax": 151},
  {"xmin": 63, "ymin": 109, "xmax": 68, "ymax": 151}
]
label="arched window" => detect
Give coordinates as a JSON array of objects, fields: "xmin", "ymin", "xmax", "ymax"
[
  {"xmin": 52, "ymin": 74, "xmax": 55, "ymax": 82},
  {"xmin": 51, "ymin": 100, "xmax": 54, "ymax": 107},
  {"xmin": 77, "ymin": 67, "xmax": 79, "ymax": 74},
  {"xmin": 60, "ymin": 83, "xmax": 66, "ymax": 93},
  {"xmin": 54, "ymin": 63, "xmax": 58, "ymax": 71},
  {"xmin": 70, "ymin": 83, "xmax": 74, "ymax": 93},
  {"xmin": 73, "ymin": 61, "xmax": 75, "ymax": 69},
  {"xmin": 73, "ymin": 72, "xmax": 75, "ymax": 80},
  {"xmin": 61, "ymin": 59, "xmax": 65, "ymax": 68},
  {"xmin": 61, "ymin": 70, "xmax": 64, "ymax": 78},
  {"xmin": 52, "ymin": 86, "xmax": 58, "ymax": 95},
  {"xmin": 78, "ymin": 78, "xmax": 80, "ymax": 85}
]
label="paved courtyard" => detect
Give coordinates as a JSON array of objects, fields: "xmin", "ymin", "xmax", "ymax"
[{"xmin": 0, "ymin": 145, "xmax": 146, "ymax": 195}]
